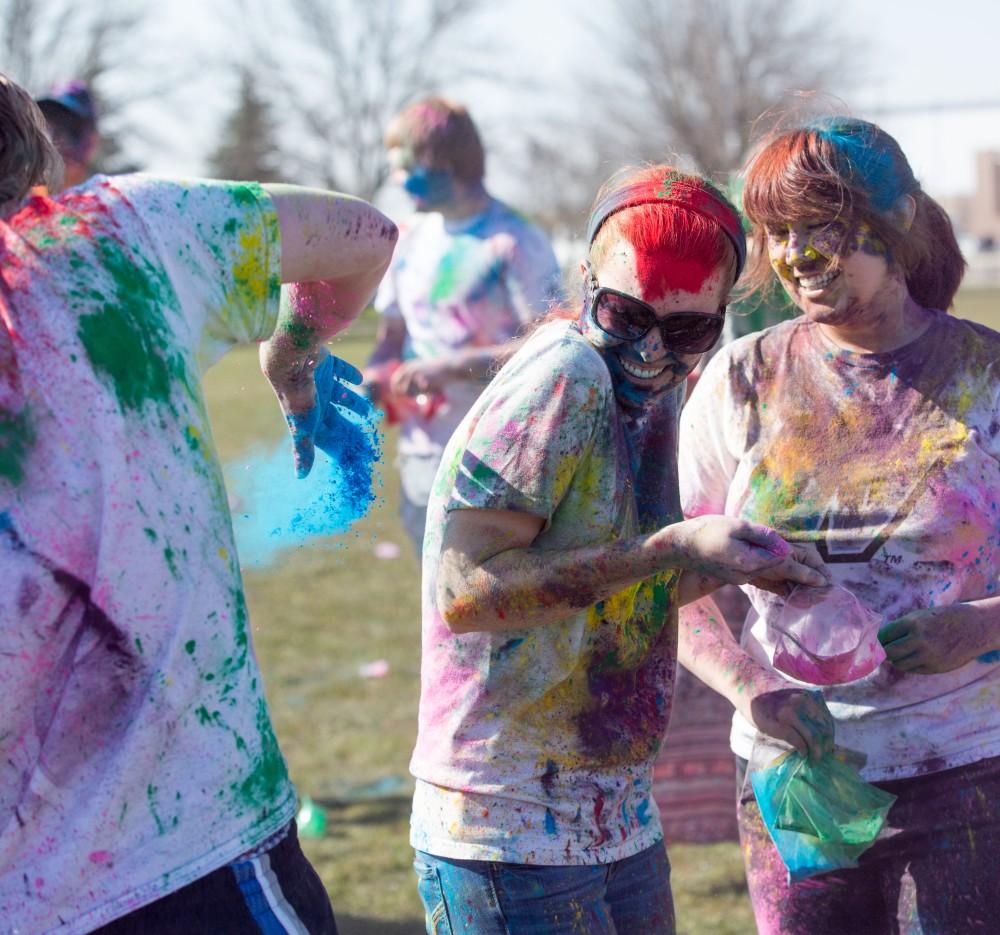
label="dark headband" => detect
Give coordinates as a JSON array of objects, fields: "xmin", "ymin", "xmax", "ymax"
[{"xmin": 586, "ymin": 177, "xmax": 747, "ymax": 280}]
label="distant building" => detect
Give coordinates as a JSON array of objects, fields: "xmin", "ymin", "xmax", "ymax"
[
  {"xmin": 940, "ymin": 151, "xmax": 1000, "ymax": 287},
  {"xmin": 969, "ymin": 151, "xmax": 1000, "ymax": 247},
  {"xmin": 942, "ymin": 151, "xmax": 1000, "ymax": 249}
]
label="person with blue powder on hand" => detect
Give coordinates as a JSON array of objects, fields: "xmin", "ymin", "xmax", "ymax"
[
  {"xmin": 0, "ymin": 72, "xmax": 396, "ymax": 933},
  {"xmin": 365, "ymin": 96, "xmax": 563, "ymax": 555},
  {"xmin": 679, "ymin": 116, "xmax": 1000, "ymax": 934},
  {"xmin": 408, "ymin": 164, "xmax": 829, "ymax": 934}
]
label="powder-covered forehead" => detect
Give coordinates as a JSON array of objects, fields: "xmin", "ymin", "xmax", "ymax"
[
  {"xmin": 594, "ymin": 203, "xmax": 736, "ymax": 301},
  {"xmin": 627, "ymin": 240, "xmax": 729, "ymax": 301}
]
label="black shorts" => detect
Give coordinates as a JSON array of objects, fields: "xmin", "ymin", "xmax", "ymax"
[{"xmin": 95, "ymin": 821, "xmax": 337, "ymax": 934}]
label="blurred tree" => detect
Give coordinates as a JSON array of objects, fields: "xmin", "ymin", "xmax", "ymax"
[
  {"xmin": 0, "ymin": 0, "xmax": 153, "ymax": 173},
  {"xmin": 592, "ymin": 0, "xmax": 863, "ymax": 177},
  {"xmin": 514, "ymin": 0, "xmax": 863, "ymax": 238},
  {"xmin": 513, "ymin": 124, "xmax": 628, "ymax": 242},
  {"xmin": 233, "ymin": 0, "xmax": 492, "ymax": 199},
  {"xmin": 208, "ymin": 69, "xmax": 284, "ymax": 181}
]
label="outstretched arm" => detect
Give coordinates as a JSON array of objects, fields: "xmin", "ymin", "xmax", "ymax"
[
  {"xmin": 679, "ymin": 593, "xmax": 836, "ymax": 761},
  {"xmin": 260, "ymin": 186, "xmax": 397, "ymax": 406},
  {"xmin": 258, "ymin": 186, "xmax": 398, "ymax": 475},
  {"xmin": 266, "ymin": 184, "xmax": 398, "ymax": 287},
  {"xmin": 437, "ymin": 509, "xmax": 825, "ymax": 634},
  {"xmin": 388, "ymin": 337, "xmax": 527, "ymax": 397}
]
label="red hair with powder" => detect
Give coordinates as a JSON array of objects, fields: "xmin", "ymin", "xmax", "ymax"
[{"xmin": 589, "ymin": 166, "xmax": 739, "ymax": 301}]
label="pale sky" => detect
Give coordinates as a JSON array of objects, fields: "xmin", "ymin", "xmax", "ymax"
[{"xmin": 135, "ymin": 0, "xmax": 1000, "ymax": 200}]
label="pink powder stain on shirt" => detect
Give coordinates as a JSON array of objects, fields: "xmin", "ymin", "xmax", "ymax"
[
  {"xmin": 593, "ymin": 790, "xmax": 610, "ymax": 846},
  {"xmin": 88, "ymin": 850, "xmax": 111, "ymax": 864},
  {"xmin": 416, "ymin": 632, "xmax": 485, "ymax": 733}
]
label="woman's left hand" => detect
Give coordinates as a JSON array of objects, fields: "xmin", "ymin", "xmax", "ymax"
[{"xmin": 879, "ymin": 604, "xmax": 997, "ymax": 674}]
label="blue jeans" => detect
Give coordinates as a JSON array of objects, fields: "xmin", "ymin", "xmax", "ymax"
[{"xmin": 413, "ymin": 842, "xmax": 675, "ymax": 934}]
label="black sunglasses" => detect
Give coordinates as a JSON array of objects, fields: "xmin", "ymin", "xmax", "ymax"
[{"xmin": 589, "ymin": 277, "xmax": 726, "ymax": 354}]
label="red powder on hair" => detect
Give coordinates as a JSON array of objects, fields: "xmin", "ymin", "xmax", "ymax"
[
  {"xmin": 631, "ymin": 244, "xmax": 717, "ymax": 300},
  {"xmin": 408, "ymin": 102, "xmax": 451, "ymax": 134},
  {"xmin": 603, "ymin": 171, "xmax": 732, "ymax": 301}
]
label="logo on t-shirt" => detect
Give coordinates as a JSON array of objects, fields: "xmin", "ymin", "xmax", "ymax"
[{"xmin": 810, "ymin": 461, "xmax": 935, "ymax": 564}]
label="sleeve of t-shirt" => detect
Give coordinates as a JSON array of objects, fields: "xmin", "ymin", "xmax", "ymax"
[
  {"xmin": 373, "ymin": 265, "xmax": 401, "ymax": 320},
  {"xmin": 374, "ymin": 220, "xmax": 415, "ymax": 321},
  {"xmin": 679, "ymin": 345, "xmax": 742, "ymax": 518},
  {"xmin": 447, "ymin": 330, "xmax": 606, "ymax": 524},
  {"xmin": 104, "ymin": 174, "xmax": 282, "ymax": 369},
  {"xmin": 502, "ymin": 219, "xmax": 564, "ymax": 327}
]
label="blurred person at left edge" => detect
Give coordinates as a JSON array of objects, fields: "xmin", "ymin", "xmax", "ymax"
[
  {"xmin": 36, "ymin": 79, "xmax": 101, "ymax": 192},
  {"xmin": 0, "ymin": 72, "xmax": 398, "ymax": 932}
]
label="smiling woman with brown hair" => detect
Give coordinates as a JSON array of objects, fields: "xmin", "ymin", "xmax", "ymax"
[{"xmin": 678, "ymin": 116, "xmax": 1000, "ymax": 934}]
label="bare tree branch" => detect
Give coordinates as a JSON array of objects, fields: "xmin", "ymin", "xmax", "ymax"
[
  {"xmin": 0, "ymin": 0, "xmax": 184, "ymax": 172},
  {"xmin": 587, "ymin": 0, "xmax": 867, "ymax": 177},
  {"xmin": 227, "ymin": 0, "xmax": 494, "ymax": 199},
  {"xmin": 504, "ymin": 0, "xmax": 866, "ymax": 240}
]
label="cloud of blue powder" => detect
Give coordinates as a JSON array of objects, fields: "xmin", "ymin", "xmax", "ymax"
[{"xmin": 226, "ymin": 408, "xmax": 382, "ymax": 568}]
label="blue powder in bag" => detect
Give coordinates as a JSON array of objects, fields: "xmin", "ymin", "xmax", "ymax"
[{"xmin": 226, "ymin": 405, "xmax": 382, "ymax": 568}]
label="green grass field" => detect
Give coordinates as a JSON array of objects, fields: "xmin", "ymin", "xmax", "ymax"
[{"xmin": 202, "ymin": 289, "xmax": 998, "ymax": 935}]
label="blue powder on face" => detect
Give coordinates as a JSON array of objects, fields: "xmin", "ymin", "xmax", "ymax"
[
  {"xmin": 226, "ymin": 407, "xmax": 382, "ymax": 568},
  {"xmin": 977, "ymin": 650, "xmax": 1000, "ymax": 664}
]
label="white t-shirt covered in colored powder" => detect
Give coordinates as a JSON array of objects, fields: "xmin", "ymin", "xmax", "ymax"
[
  {"xmin": 410, "ymin": 320, "xmax": 682, "ymax": 864},
  {"xmin": 679, "ymin": 312, "xmax": 1000, "ymax": 781},
  {"xmin": 375, "ymin": 198, "xmax": 562, "ymax": 456},
  {"xmin": 0, "ymin": 175, "xmax": 294, "ymax": 931}
]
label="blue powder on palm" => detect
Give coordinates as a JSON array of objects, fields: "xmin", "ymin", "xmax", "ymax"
[{"xmin": 227, "ymin": 407, "xmax": 382, "ymax": 567}]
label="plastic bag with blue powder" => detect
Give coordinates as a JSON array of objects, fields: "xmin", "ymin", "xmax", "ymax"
[{"xmin": 750, "ymin": 746, "xmax": 896, "ymax": 882}]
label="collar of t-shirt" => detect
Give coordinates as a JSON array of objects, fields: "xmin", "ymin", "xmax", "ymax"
[
  {"xmin": 804, "ymin": 309, "xmax": 943, "ymax": 374},
  {"xmin": 442, "ymin": 198, "xmax": 498, "ymax": 236}
]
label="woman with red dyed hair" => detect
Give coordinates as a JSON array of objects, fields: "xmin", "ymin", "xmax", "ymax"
[
  {"xmin": 679, "ymin": 117, "xmax": 1000, "ymax": 933},
  {"xmin": 407, "ymin": 165, "xmax": 827, "ymax": 933}
]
